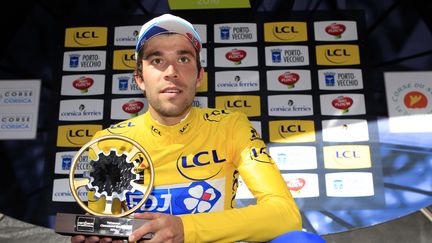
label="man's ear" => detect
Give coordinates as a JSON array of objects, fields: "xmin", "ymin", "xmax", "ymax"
[
  {"xmin": 134, "ymin": 71, "xmax": 146, "ymax": 91},
  {"xmin": 195, "ymin": 67, "xmax": 204, "ymax": 89}
]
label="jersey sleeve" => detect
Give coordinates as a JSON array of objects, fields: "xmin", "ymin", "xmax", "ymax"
[{"xmin": 180, "ymin": 112, "xmax": 302, "ymax": 243}]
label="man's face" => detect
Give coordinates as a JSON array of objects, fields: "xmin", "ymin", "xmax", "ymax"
[{"xmin": 136, "ymin": 34, "xmax": 202, "ymax": 123}]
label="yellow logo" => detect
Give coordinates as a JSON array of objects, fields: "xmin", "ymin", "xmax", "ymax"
[
  {"xmin": 323, "ymin": 145, "xmax": 371, "ymax": 169},
  {"xmin": 113, "ymin": 49, "xmax": 136, "ymax": 70},
  {"xmin": 197, "ymin": 72, "xmax": 208, "ymax": 92},
  {"xmin": 269, "ymin": 120, "xmax": 315, "ymax": 143},
  {"xmin": 264, "ymin": 22, "xmax": 308, "ymax": 42},
  {"xmin": 65, "ymin": 27, "xmax": 107, "ymax": 47},
  {"xmin": 215, "ymin": 95, "xmax": 261, "ymax": 117},
  {"xmin": 316, "ymin": 44, "xmax": 360, "ymax": 65},
  {"xmin": 57, "ymin": 124, "xmax": 102, "ymax": 147}
]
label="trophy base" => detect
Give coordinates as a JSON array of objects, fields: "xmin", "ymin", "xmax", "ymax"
[{"xmin": 55, "ymin": 213, "xmax": 153, "ymax": 240}]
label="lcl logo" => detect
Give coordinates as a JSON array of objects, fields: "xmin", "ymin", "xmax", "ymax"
[
  {"xmin": 225, "ymin": 100, "xmax": 251, "ymax": 108},
  {"xmin": 280, "ymin": 124, "xmax": 306, "ymax": 133},
  {"xmin": 326, "ymin": 48, "xmax": 351, "ymax": 57},
  {"xmin": 75, "ymin": 31, "xmax": 99, "ymax": 39},
  {"xmin": 123, "ymin": 53, "xmax": 136, "ymax": 62},
  {"xmin": 176, "ymin": 150, "xmax": 226, "ymax": 180},
  {"xmin": 68, "ymin": 129, "xmax": 94, "ymax": 138},
  {"xmin": 273, "ymin": 26, "xmax": 298, "ymax": 33}
]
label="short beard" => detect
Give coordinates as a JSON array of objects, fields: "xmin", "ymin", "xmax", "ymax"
[{"xmin": 150, "ymin": 99, "xmax": 194, "ymax": 118}]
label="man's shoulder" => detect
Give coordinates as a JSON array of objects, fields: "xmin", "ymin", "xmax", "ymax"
[
  {"xmin": 96, "ymin": 115, "xmax": 143, "ymax": 137},
  {"xmin": 195, "ymin": 107, "xmax": 246, "ymax": 123}
]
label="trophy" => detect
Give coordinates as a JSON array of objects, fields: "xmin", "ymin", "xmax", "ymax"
[{"xmin": 55, "ymin": 135, "xmax": 155, "ymax": 240}]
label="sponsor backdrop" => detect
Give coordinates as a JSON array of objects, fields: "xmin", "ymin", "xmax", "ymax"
[
  {"xmin": 47, "ymin": 11, "xmax": 387, "ymax": 227},
  {"xmin": 0, "ymin": 80, "xmax": 41, "ymax": 140}
]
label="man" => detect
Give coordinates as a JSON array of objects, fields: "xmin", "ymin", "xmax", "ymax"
[{"xmin": 72, "ymin": 14, "xmax": 301, "ymax": 243}]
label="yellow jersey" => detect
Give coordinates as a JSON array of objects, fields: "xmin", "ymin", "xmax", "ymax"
[{"xmin": 88, "ymin": 107, "xmax": 301, "ymax": 242}]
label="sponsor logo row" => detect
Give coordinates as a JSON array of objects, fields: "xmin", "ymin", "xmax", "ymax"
[
  {"xmin": 57, "ymin": 94, "xmax": 366, "ymax": 121},
  {"xmin": 237, "ymin": 172, "xmax": 374, "ymax": 199},
  {"xmin": 64, "ymin": 21, "xmax": 358, "ymax": 48},
  {"xmin": 55, "ymin": 119, "xmax": 369, "ymax": 147},
  {"xmin": 61, "ymin": 69, "xmax": 363, "ymax": 96},
  {"xmin": 54, "ymin": 145, "xmax": 372, "ymax": 175},
  {"xmin": 52, "ymin": 170, "xmax": 374, "ymax": 202},
  {"xmin": 52, "ymin": 178, "xmax": 227, "ymax": 216},
  {"xmin": 62, "ymin": 45, "xmax": 360, "ymax": 71}
]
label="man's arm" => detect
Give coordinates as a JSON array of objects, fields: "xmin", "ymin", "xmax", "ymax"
[{"xmin": 180, "ymin": 112, "xmax": 302, "ymax": 243}]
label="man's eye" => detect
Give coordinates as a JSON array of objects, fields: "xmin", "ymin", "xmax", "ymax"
[
  {"xmin": 178, "ymin": 56, "xmax": 190, "ymax": 63},
  {"xmin": 151, "ymin": 58, "xmax": 163, "ymax": 65}
]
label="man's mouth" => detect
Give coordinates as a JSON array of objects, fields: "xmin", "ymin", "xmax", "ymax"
[{"xmin": 163, "ymin": 89, "xmax": 180, "ymax": 93}]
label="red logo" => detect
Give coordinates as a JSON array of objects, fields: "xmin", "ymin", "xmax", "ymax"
[
  {"xmin": 278, "ymin": 72, "xmax": 300, "ymax": 88},
  {"xmin": 332, "ymin": 96, "xmax": 353, "ymax": 113},
  {"xmin": 72, "ymin": 77, "xmax": 94, "ymax": 93},
  {"xmin": 225, "ymin": 49, "xmax": 247, "ymax": 64},
  {"xmin": 287, "ymin": 178, "xmax": 305, "ymax": 192},
  {"xmin": 186, "ymin": 32, "xmax": 201, "ymax": 52},
  {"xmin": 404, "ymin": 91, "xmax": 428, "ymax": 108},
  {"xmin": 325, "ymin": 23, "xmax": 346, "ymax": 38},
  {"xmin": 122, "ymin": 100, "xmax": 144, "ymax": 116}
]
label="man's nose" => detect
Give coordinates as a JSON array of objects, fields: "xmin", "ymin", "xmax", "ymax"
[{"xmin": 164, "ymin": 64, "xmax": 179, "ymax": 80}]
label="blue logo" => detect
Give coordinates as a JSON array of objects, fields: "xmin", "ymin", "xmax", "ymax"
[
  {"xmin": 220, "ymin": 26, "xmax": 231, "ymax": 40},
  {"xmin": 118, "ymin": 76, "xmax": 129, "ymax": 91},
  {"xmin": 61, "ymin": 155, "xmax": 72, "ymax": 170},
  {"xmin": 69, "ymin": 54, "xmax": 80, "ymax": 68},
  {"xmin": 324, "ymin": 72, "xmax": 335, "ymax": 86},
  {"xmin": 271, "ymin": 49, "xmax": 282, "ymax": 63},
  {"xmin": 126, "ymin": 181, "xmax": 222, "ymax": 215}
]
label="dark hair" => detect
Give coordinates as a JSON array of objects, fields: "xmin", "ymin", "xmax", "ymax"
[{"xmin": 134, "ymin": 34, "xmax": 202, "ymax": 78}]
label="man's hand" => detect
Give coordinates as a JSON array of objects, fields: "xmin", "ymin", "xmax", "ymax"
[
  {"xmin": 71, "ymin": 235, "xmax": 125, "ymax": 243},
  {"xmin": 129, "ymin": 212, "xmax": 184, "ymax": 243}
]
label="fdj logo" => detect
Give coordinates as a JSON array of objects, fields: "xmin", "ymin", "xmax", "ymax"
[
  {"xmin": 75, "ymin": 31, "xmax": 99, "ymax": 39},
  {"xmin": 226, "ymin": 100, "xmax": 251, "ymax": 108},
  {"xmin": 126, "ymin": 181, "xmax": 222, "ymax": 215},
  {"xmin": 177, "ymin": 150, "xmax": 226, "ymax": 180}
]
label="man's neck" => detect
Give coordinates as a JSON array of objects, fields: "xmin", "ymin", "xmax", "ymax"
[{"xmin": 148, "ymin": 108, "xmax": 192, "ymax": 126}]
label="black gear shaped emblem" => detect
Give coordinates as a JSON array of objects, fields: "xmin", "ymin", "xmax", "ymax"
[{"xmin": 85, "ymin": 150, "xmax": 139, "ymax": 201}]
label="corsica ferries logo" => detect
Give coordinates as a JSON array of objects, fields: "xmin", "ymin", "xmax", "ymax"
[
  {"xmin": 269, "ymin": 120, "xmax": 315, "ymax": 143},
  {"xmin": 113, "ymin": 49, "xmax": 136, "ymax": 70},
  {"xmin": 176, "ymin": 150, "xmax": 226, "ymax": 180},
  {"xmin": 264, "ymin": 22, "xmax": 307, "ymax": 42},
  {"xmin": 215, "ymin": 96, "xmax": 261, "ymax": 117},
  {"xmin": 65, "ymin": 27, "xmax": 107, "ymax": 47},
  {"xmin": 316, "ymin": 45, "xmax": 360, "ymax": 65},
  {"xmin": 56, "ymin": 124, "xmax": 102, "ymax": 147}
]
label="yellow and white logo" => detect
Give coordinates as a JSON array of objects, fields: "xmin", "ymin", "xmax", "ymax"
[
  {"xmin": 113, "ymin": 49, "xmax": 136, "ymax": 70},
  {"xmin": 65, "ymin": 27, "xmax": 107, "ymax": 47},
  {"xmin": 316, "ymin": 45, "xmax": 360, "ymax": 65},
  {"xmin": 269, "ymin": 120, "xmax": 315, "ymax": 143},
  {"xmin": 323, "ymin": 145, "xmax": 371, "ymax": 169},
  {"xmin": 56, "ymin": 124, "xmax": 102, "ymax": 147},
  {"xmin": 264, "ymin": 22, "xmax": 308, "ymax": 42},
  {"xmin": 215, "ymin": 95, "xmax": 261, "ymax": 117}
]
